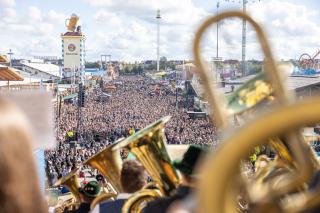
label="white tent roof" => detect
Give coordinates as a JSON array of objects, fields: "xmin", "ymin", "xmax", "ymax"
[{"xmin": 21, "ymin": 62, "xmax": 60, "ymax": 77}]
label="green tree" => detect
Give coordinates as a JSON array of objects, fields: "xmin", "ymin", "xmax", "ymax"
[
  {"xmin": 132, "ymin": 66, "xmax": 138, "ymax": 74},
  {"xmin": 124, "ymin": 66, "xmax": 130, "ymax": 74},
  {"xmin": 145, "ymin": 63, "xmax": 156, "ymax": 70},
  {"xmin": 85, "ymin": 61, "xmax": 100, "ymax": 68},
  {"xmin": 137, "ymin": 65, "xmax": 143, "ymax": 74},
  {"xmin": 160, "ymin": 56, "xmax": 167, "ymax": 70}
]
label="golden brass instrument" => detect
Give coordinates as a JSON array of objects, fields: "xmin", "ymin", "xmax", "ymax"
[
  {"xmin": 113, "ymin": 116, "xmax": 181, "ymax": 196},
  {"xmin": 90, "ymin": 192, "xmax": 117, "ymax": 210},
  {"xmin": 192, "ymin": 11, "xmax": 320, "ymax": 213},
  {"xmin": 83, "ymin": 142, "xmax": 123, "ymax": 193},
  {"xmin": 55, "ymin": 142, "xmax": 122, "ymax": 210},
  {"xmin": 113, "ymin": 116, "xmax": 181, "ymax": 213},
  {"xmin": 53, "ymin": 169, "xmax": 82, "ymax": 212},
  {"xmin": 54, "ymin": 168, "xmax": 82, "ymax": 202},
  {"xmin": 54, "ymin": 199, "xmax": 80, "ymax": 213},
  {"xmin": 122, "ymin": 189, "xmax": 162, "ymax": 213},
  {"xmin": 226, "ymin": 72, "xmax": 273, "ymax": 115},
  {"xmin": 199, "ymin": 98, "xmax": 320, "ymax": 212}
]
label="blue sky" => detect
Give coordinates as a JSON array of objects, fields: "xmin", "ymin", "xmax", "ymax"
[{"xmin": 0, "ymin": 0, "xmax": 319, "ymax": 62}]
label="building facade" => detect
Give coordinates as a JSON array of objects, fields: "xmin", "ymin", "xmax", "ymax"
[{"xmin": 61, "ymin": 32, "xmax": 85, "ymax": 83}]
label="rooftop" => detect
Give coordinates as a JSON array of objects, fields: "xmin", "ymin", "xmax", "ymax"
[
  {"xmin": 0, "ymin": 55, "xmax": 9, "ymax": 63},
  {"xmin": 20, "ymin": 62, "xmax": 60, "ymax": 77},
  {"xmin": 230, "ymin": 74, "xmax": 320, "ymax": 91},
  {"xmin": 191, "ymin": 73, "xmax": 320, "ymax": 99},
  {"xmin": 0, "ymin": 65, "xmax": 24, "ymax": 81},
  {"xmin": 62, "ymin": 32, "xmax": 82, "ymax": 36}
]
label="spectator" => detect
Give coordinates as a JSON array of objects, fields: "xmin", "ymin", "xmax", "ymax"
[
  {"xmin": 64, "ymin": 181, "xmax": 101, "ymax": 213},
  {"xmin": 46, "ymin": 76, "xmax": 218, "ymax": 184},
  {"xmin": 93, "ymin": 160, "xmax": 147, "ymax": 213}
]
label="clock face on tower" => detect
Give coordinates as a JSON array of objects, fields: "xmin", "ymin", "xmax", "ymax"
[{"xmin": 68, "ymin": 44, "xmax": 76, "ymax": 52}]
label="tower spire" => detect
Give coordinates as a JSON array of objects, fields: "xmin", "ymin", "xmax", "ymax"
[{"xmin": 156, "ymin": 10, "xmax": 161, "ymax": 72}]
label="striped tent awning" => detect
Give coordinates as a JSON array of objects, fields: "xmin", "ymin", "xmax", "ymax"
[
  {"xmin": 0, "ymin": 65, "xmax": 24, "ymax": 81},
  {"xmin": 63, "ymin": 93, "xmax": 78, "ymax": 100},
  {"xmin": 0, "ymin": 55, "xmax": 9, "ymax": 63}
]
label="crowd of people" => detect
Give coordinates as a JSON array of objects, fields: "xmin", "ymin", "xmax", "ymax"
[{"xmin": 45, "ymin": 75, "xmax": 218, "ymax": 184}]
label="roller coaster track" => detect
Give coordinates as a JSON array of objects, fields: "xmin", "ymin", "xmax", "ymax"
[{"xmin": 299, "ymin": 50, "xmax": 320, "ymax": 70}]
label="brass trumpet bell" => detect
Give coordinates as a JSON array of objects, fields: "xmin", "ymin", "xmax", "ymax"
[
  {"xmin": 54, "ymin": 168, "xmax": 82, "ymax": 202},
  {"xmin": 113, "ymin": 116, "xmax": 181, "ymax": 196},
  {"xmin": 226, "ymin": 72, "xmax": 273, "ymax": 115},
  {"xmin": 83, "ymin": 142, "xmax": 123, "ymax": 193}
]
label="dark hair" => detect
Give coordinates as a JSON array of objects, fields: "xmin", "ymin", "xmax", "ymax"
[{"xmin": 120, "ymin": 160, "xmax": 146, "ymax": 193}]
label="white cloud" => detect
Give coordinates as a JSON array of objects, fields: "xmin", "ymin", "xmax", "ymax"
[
  {"xmin": 28, "ymin": 6, "xmax": 42, "ymax": 21},
  {"xmin": 247, "ymin": 0, "xmax": 320, "ymax": 60},
  {"xmin": 0, "ymin": 0, "xmax": 319, "ymax": 62},
  {"xmin": 85, "ymin": 0, "xmax": 209, "ymax": 60},
  {"xmin": 0, "ymin": 0, "xmax": 15, "ymax": 7},
  {"xmin": 0, "ymin": 6, "xmax": 67, "ymax": 57},
  {"xmin": 2, "ymin": 8, "xmax": 17, "ymax": 23},
  {"xmin": 198, "ymin": 0, "xmax": 320, "ymax": 61}
]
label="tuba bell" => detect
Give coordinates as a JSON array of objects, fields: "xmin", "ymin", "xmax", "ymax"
[
  {"xmin": 54, "ymin": 168, "xmax": 82, "ymax": 202},
  {"xmin": 53, "ymin": 169, "xmax": 82, "ymax": 212},
  {"xmin": 113, "ymin": 116, "xmax": 181, "ymax": 196},
  {"xmin": 122, "ymin": 189, "xmax": 162, "ymax": 213},
  {"xmin": 83, "ymin": 142, "xmax": 123, "ymax": 193}
]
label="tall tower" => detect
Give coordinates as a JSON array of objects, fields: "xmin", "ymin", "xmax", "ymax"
[
  {"xmin": 156, "ymin": 10, "xmax": 161, "ymax": 72},
  {"xmin": 242, "ymin": 0, "xmax": 247, "ymax": 77},
  {"xmin": 61, "ymin": 14, "xmax": 85, "ymax": 84},
  {"xmin": 7, "ymin": 49, "xmax": 14, "ymax": 67},
  {"xmin": 216, "ymin": 1, "xmax": 219, "ymax": 59},
  {"xmin": 222, "ymin": 0, "xmax": 262, "ymax": 76}
]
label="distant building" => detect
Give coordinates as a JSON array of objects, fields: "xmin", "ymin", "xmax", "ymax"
[
  {"xmin": 33, "ymin": 56, "xmax": 63, "ymax": 66},
  {"xmin": 19, "ymin": 60, "xmax": 60, "ymax": 81},
  {"xmin": 168, "ymin": 60, "xmax": 184, "ymax": 65},
  {"xmin": 144, "ymin": 60, "xmax": 157, "ymax": 65},
  {"xmin": 176, "ymin": 62, "xmax": 198, "ymax": 81},
  {"xmin": 61, "ymin": 31, "xmax": 85, "ymax": 82},
  {"xmin": 10, "ymin": 59, "xmax": 60, "ymax": 80}
]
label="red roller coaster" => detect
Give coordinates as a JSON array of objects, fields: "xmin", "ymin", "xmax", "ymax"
[{"xmin": 299, "ymin": 50, "xmax": 320, "ymax": 70}]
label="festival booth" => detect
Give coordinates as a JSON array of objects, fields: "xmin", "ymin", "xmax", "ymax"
[
  {"xmin": 187, "ymin": 111, "xmax": 207, "ymax": 119},
  {"xmin": 62, "ymin": 93, "xmax": 78, "ymax": 104},
  {"xmin": 0, "ymin": 65, "xmax": 23, "ymax": 81},
  {"xmin": 104, "ymin": 85, "xmax": 116, "ymax": 92},
  {"xmin": 97, "ymin": 92, "xmax": 111, "ymax": 102},
  {"xmin": 0, "ymin": 64, "xmax": 24, "ymax": 90}
]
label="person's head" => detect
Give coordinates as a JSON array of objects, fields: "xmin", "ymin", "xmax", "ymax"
[
  {"xmin": 0, "ymin": 98, "xmax": 46, "ymax": 213},
  {"xmin": 120, "ymin": 160, "xmax": 147, "ymax": 193},
  {"xmin": 96, "ymin": 174, "xmax": 105, "ymax": 185},
  {"xmin": 121, "ymin": 147, "xmax": 129, "ymax": 159},
  {"xmin": 173, "ymin": 145, "xmax": 208, "ymax": 185},
  {"xmin": 79, "ymin": 181, "xmax": 101, "ymax": 203}
]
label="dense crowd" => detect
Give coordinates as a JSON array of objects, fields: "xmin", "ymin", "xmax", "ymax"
[{"xmin": 45, "ymin": 75, "xmax": 218, "ymax": 184}]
